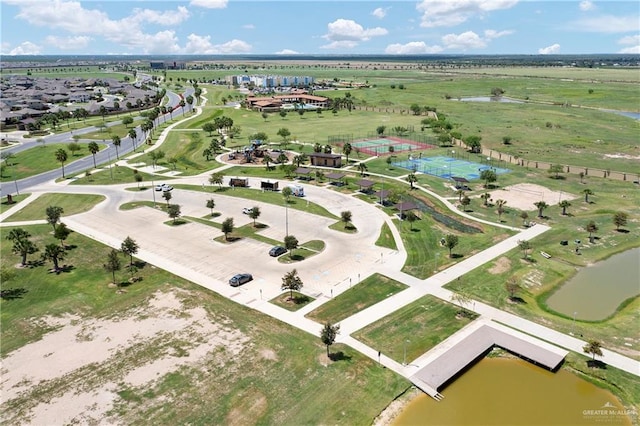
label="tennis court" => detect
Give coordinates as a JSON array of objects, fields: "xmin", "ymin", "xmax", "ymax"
[
  {"xmin": 393, "ymin": 156, "xmax": 510, "ymax": 181},
  {"xmin": 347, "ymin": 136, "xmax": 436, "ymax": 156}
]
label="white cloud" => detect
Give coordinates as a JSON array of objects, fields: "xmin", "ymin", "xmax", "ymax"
[
  {"xmin": 442, "ymin": 31, "xmax": 487, "ymax": 50},
  {"xmin": 538, "ymin": 43, "xmax": 560, "ymax": 54},
  {"xmin": 45, "ymin": 35, "xmax": 92, "ymax": 50},
  {"xmin": 243, "ymin": 24, "xmax": 255, "ymax": 29},
  {"xmin": 579, "ymin": 1, "xmax": 594, "ymax": 12},
  {"xmin": 276, "ymin": 49, "xmax": 299, "ymax": 55},
  {"xmin": 130, "ymin": 7, "xmax": 190, "ymax": 26},
  {"xmin": 568, "ymin": 15, "xmax": 640, "ymax": 33},
  {"xmin": 416, "ymin": 0, "xmax": 519, "ymax": 28},
  {"xmin": 619, "ymin": 45, "xmax": 640, "ymax": 54},
  {"xmin": 618, "ymin": 35, "xmax": 640, "ymax": 54},
  {"xmin": 182, "ymin": 34, "xmax": 252, "ymax": 54},
  {"xmin": 385, "ymin": 41, "xmax": 443, "ymax": 54},
  {"xmin": 321, "ymin": 18, "xmax": 388, "ymax": 49},
  {"xmin": 189, "ymin": 0, "xmax": 228, "ymax": 9},
  {"xmin": 618, "ymin": 34, "xmax": 640, "ymax": 45},
  {"xmin": 7, "ymin": 41, "xmax": 42, "ymax": 55},
  {"xmin": 372, "ymin": 7, "xmax": 390, "ymax": 19},
  {"xmin": 484, "ymin": 29, "xmax": 513, "ymax": 39}
]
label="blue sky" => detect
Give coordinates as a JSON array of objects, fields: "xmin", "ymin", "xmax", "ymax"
[{"xmin": 1, "ymin": 0, "xmax": 638, "ymax": 56}]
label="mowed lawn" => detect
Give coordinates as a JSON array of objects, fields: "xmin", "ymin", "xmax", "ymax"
[
  {"xmin": 0, "ymin": 224, "xmax": 409, "ymax": 424},
  {"xmin": 4, "ymin": 193, "xmax": 106, "ymax": 222},
  {"xmin": 0, "ymin": 143, "xmax": 96, "ymax": 182},
  {"xmin": 306, "ymin": 274, "xmax": 408, "ymax": 323},
  {"xmin": 353, "ymin": 295, "xmax": 478, "ymax": 365}
]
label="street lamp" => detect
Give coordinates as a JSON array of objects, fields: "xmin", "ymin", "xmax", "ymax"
[
  {"xmin": 403, "ymin": 339, "xmax": 410, "ymax": 366},
  {"xmin": 285, "ymin": 200, "xmax": 289, "ymax": 237}
]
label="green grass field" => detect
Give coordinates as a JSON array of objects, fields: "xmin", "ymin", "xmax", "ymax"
[
  {"xmin": 4, "ymin": 193, "xmax": 105, "ymax": 222},
  {"xmin": 306, "ymin": 274, "xmax": 408, "ymax": 323},
  {"xmin": 353, "ymin": 295, "xmax": 478, "ymax": 364}
]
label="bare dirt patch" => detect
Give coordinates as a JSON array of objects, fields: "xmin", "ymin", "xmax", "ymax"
[
  {"xmin": 0, "ymin": 289, "xmax": 249, "ymax": 425},
  {"xmin": 484, "ymin": 183, "xmax": 576, "ymax": 211},
  {"xmin": 488, "ymin": 256, "xmax": 512, "ymax": 274}
]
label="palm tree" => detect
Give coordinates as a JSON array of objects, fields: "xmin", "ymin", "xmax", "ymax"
[
  {"xmin": 128, "ymin": 128, "xmax": 138, "ymax": 151},
  {"xmin": 495, "ymin": 199, "xmax": 507, "ymax": 221},
  {"xmin": 583, "ymin": 188, "xmax": 594, "ymax": 203},
  {"xmin": 406, "ymin": 173, "xmax": 417, "ymax": 189},
  {"xmin": 88, "ymin": 141, "xmax": 99, "ymax": 168},
  {"xmin": 55, "ymin": 148, "xmax": 68, "ymax": 178},
  {"xmin": 534, "ymin": 200, "xmax": 548, "ymax": 218},
  {"xmin": 357, "ymin": 162, "xmax": 368, "ymax": 177},
  {"xmin": 111, "ymin": 135, "xmax": 121, "ymax": 160},
  {"xmin": 559, "ymin": 200, "xmax": 571, "ymax": 215},
  {"xmin": 583, "ymin": 340, "xmax": 603, "ymax": 362},
  {"xmin": 342, "ymin": 142, "xmax": 352, "ymax": 164},
  {"xmin": 481, "ymin": 192, "xmax": 491, "ymax": 207}
]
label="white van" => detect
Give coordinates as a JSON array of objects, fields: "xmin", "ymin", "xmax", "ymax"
[{"xmin": 288, "ymin": 184, "xmax": 304, "ymax": 197}]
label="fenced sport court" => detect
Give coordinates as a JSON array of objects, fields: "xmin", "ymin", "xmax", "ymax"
[
  {"xmin": 393, "ymin": 156, "xmax": 511, "ymax": 181},
  {"xmin": 330, "ymin": 135, "xmax": 436, "ymax": 156}
]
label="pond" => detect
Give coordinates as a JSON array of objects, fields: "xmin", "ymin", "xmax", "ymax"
[
  {"xmin": 600, "ymin": 109, "xmax": 640, "ymax": 120},
  {"xmin": 545, "ymin": 248, "xmax": 640, "ymax": 321},
  {"xmin": 393, "ymin": 357, "xmax": 634, "ymax": 426}
]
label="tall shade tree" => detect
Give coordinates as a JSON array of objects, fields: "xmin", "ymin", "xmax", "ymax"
[
  {"xmin": 320, "ymin": 322, "xmax": 341, "ymax": 357},
  {"xmin": 444, "ymin": 234, "xmax": 459, "ymax": 258},
  {"xmin": 221, "ymin": 217, "xmax": 234, "ymax": 241},
  {"xmin": 405, "ymin": 210, "xmax": 419, "ymax": 231},
  {"xmin": 167, "ymin": 204, "xmax": 181, "ymax": 224},
  {"xmin": 54, "ymin": 222, "xmax": 71, "ymax": 248},
  {"xmin": 583, "ymin": 340, "xmax": 603, "ymax": 361},
  {"xmin": 284, "ymin": 235, "xmax": 299, "ymax": 258},
  {"xmin": 6, "ymin": 228, "xmax": 39, "ymax": 266},
  {"xmin": 520, "ymin": 211, "xmax": 529, "ymax": 226},
  {"xmin": 206, "ymin": 198, "xmax": 215, "ymax": 216},
  {"xmin": 162, "ymin": 190, "xmax": 172, "ymax": 206},
  {"xmin": 55, "ymin": 148, "xmax": 68, "ymax": 178},
  {"xmin": 209, "ymin": 172, "xmax": 224, "ymax": 188},
  {"xmin": 586, "ymin": 220, "xmax": 598, "ymax": 243},
  {"xmin": 282, "ymin": 186, "xmax": 293, "ymax": 202},
  {"xmin": 248, "ymin": 206, "xmax": 261, "ymax": 227},
  {"xmin": 518, "ymin": 239, "xmax": 532, "ymax": 259},
  {"xmin": 340, "ymin": 210, "xmax": 352, "ymax": 229},
  {"xmin": 121, "ymin": 236, "xmax": 139, "ymax": 266},
  {"xmin": 88, "ymin": 141, "xmax": 100, "ymax": 168},
  {"xmin": 103, "ymin": 249, "xmax": 122, "ymax": 285},
  {"xmin": 559, "ymin": 200, "xmax": 571, "ymax": 216},
  {"xmin": 479, "ymin": 169, "xmax": 497, "ymax": 188},
  {"xmin": 122, "ymin": 116, "xmax": 134, "ymax": 128},
  {"xmin": 46, "ymin": 206, "xmax": 64, "ymax": 231},
  {"xmin": 111, "ymin": 135, "xmax": 121, "ymax": 159},
  {"xmin": 534, "ymin": 201, "xmax": 548, "ymax": 218},
  {"xmin": 281, "ymin": 269, "xmax": 303, "ymax": 300},
  {"xmin": 613, "ymin": 211, "xmax": 628, "ymax": 231},
  {"xmin": 67, "ymin": 142, "xmax": 81, "ymax": 156},
  {"xmin": 134, "ymin": 173, "xmax": 143, "ymax": 188},
  {"xmin": 42, "ymin": 243, "xmax": 66, "ymax": 273}
]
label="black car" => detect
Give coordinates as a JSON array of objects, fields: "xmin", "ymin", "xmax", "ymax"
[
  {"xmin": 269, "ymin": 246, "xmax": 287, "ymax": 257},
  {"xmin": 229, "ymin": 273, "xmax": 253, "ymax": 287}
]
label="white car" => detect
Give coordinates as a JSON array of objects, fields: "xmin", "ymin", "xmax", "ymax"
[
  {"xmin": 242, "ymin": 207, "xmax": 253, "ymax": 214},
  {"xmin": 155, "ymin": 184, "xmax": 173, "ymax": 192}
]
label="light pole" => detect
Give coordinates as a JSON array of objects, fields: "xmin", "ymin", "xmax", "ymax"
[
  {"xmin": 285, "ymin": 200, "xmax": 289, "ymax": 237},
  {"xmin": 151, "ymin": 179, "xmax": 156, "ymax": 207},
  {"xmin": 403, "ymin": 339, "xmax": 410, "ymax": 366}
]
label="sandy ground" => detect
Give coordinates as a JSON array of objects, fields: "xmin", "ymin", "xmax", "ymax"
[
  {"xmin": 480, "ymin": 183, "xmax": 577, "ymax": 211},
  {"xmin": 0, "ymin": 289, "xmax": 248, "ymax": 425}
]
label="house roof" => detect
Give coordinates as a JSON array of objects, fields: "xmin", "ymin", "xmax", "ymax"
[
  {"xmin": 357, "ymin": 179, "xmax": 375, "ymax": 188},
  {"xmin": 452, "ymin": 176, "xmax": 470, "ymax": 183},
  {"xmin": 309, "ymin": 153, "xmax": 341, "ymax": 159},
  {"xmin": 326, "ymin": 172, "xmax": 345, "ymax": 180},
  {"xmin": 295, "ymin": 167, "xmax": 312, "ymax": 175},
  {"xmin": 374, "ymin": 189, "xmax": 391, "ymax": 199},
  {"xmin": 394, "ymin": 201, "xmax": 418, "ymax": 211}
]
